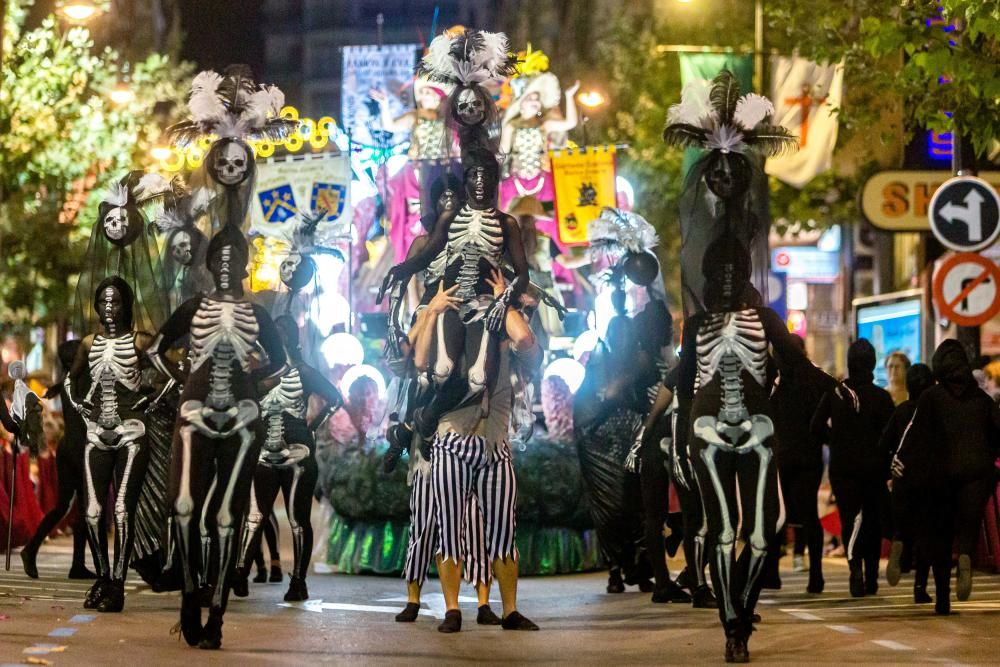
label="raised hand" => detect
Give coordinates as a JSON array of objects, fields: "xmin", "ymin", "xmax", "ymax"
[{"xmin": 377, "ymin": 266, "xmax": 409, "ymax": 305}]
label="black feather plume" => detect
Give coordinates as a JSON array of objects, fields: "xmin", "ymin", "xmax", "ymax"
[
  {"xmin": 710, "ymin": 70, "xmax": 741, "ymax": 125},
  {"xmin": 662, "ymin": 122, "xmax": 708, "ymax": 149},
  {"xmin": 745, "ymin": 125, "xmax": 799, "ymax": 157}
]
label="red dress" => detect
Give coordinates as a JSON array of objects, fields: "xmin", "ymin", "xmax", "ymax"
[{"xmin": 0, "ymin": 440, "xmax": 44, "ymax": 548}]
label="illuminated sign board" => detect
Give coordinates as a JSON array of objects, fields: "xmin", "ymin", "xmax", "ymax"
[{"xmin": 861, "ymin": 170, "xmax": 1000, "ymax": 231}]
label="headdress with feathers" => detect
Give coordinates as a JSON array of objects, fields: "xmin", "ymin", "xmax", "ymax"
[
  {"xmin": 418, "ymin": 30, "xmax": 518, "ymax": 154},
  {"xmin": 587, "ymin": 207, "xmax": 659, "ymax": 261},
  {"xmin": 167, "ymin": 65, "xmax": 299, "ymax": 149},
  {"xmin": 662, "ymin": 69, "xmax": 796, "ymax": 157},
  {"xmin": 282, "ymin": 208, "xmax": 350, "ymax": 263}
]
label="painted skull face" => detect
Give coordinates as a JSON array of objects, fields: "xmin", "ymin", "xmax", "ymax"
[
  {"xmin": 280, "ymin": 251, "xmax": 316, "ymax": 290},
  {"xmin": 103, "ymin": 207, "xmax": 128, "ymax": 241},
  {"xmin": 456, "ymin": 88, "xmax": 485, "ymax": 126},
  {"xmin": 170, "ymin": 230, "xmax": 193, "ymax": 266},
  {"xmin": 213, "ymin": 141, "xmax": 250, "ymax": 186},
  {"xmin": 705, "ymin": 152, "xmax": 751, "ymax": 200},
  {"xmin": 102, "ymin": 286, "xmax": 124, "ymax": 328},
  {"xmin": 279, "ymin": 252, "xmax": 302, "ymax": 285}
]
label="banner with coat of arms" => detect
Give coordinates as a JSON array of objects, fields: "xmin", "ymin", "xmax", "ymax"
[
  {"xmin": 251, "ymin": 152, "xmax": 352, "ymax": 240},
  {"xmin": 551, "ymin": 147, "xmax": 617, "ymax": 246}
]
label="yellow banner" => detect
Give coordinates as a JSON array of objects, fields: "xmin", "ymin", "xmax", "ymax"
[{"xmin": 551, "ymin": 146, "xmax": 617, "ymax": 246}]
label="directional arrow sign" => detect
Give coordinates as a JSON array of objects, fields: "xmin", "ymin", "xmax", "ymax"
[
  {"xmin": 933, "ymin": 253, "xmax": 1000, "ymax": 327},
  {"xmin": 278, "ymin": 594, "xmax": 484, "ymax": 620},
  {"xmin": 929, "ymin": 176, "xmax": 1000, "ymax": 252}
]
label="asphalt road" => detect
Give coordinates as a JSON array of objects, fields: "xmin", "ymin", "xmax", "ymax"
[{"xmin": 2, "ymin": 538, "xmax": 1000, "ymax": 665}]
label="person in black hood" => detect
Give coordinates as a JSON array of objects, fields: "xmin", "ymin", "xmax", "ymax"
[
  {"xmin": 771, "ymin": 335, "xmax": 836, "ymax": 594},
  {"xmin": 882, "ymin": 363, "xmax": 934, "ymax": 603},
  {"xmin": 893, "ymin": 339, "xmax": 1000, "ymax": 614},
  {"xmin": 810, "ymin": 338, "xmax": 895, "ymax": 597}
]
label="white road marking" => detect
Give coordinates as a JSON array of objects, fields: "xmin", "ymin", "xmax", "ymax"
[
  {"xmin": 785, "ymin": 610, "xmax": 823, "ymax": 621},
  {"xmin": 872, "ymin": 640, "xmax": 915, "ymax": 651},
  {"xmin": 826, "ymin": 625, "xmax": 861, "ymax": 634}
]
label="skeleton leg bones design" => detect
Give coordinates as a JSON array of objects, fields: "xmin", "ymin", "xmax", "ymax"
[
  {"xmin": 82, "ymin": 419, "xmax": 149, "ymax": 611},
  {"xmin": 693, "ymin": 413, "xmax": 781, "ymax": 628},
  {"xmin": 170, "ymin": 398, "xmax": 260, "ymax": 643}
]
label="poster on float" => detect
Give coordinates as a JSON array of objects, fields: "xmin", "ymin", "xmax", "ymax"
[
  {"xmin": 341, "ymin": 44, "xmax": 421, "ymax": 150},
  {"xmin": 251, "ymin": 152, "xmax": 353, "ymax": 240},
  {"xmin": 551, "ymin": 146, "xmax": 618, "ymax": 246}
]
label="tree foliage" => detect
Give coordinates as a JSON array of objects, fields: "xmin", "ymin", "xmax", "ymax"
[{"xmin": 0, "ymin": 0, "xmax": 192, "ymax": 332}]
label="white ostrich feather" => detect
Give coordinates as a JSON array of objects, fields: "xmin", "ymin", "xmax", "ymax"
[
  {"xmin": 422, "ymin": 33, "xmax": 458, "ymax": 81},
  {"xmin": 705, "ymin": 125, "xmax": 746, "ymax": 153},
  {"xmin": 104, "ymin": 182, "xmax": 129, "ymax": 207},
  {"xmin": 667, "ymin": 79, "xmax": 716, "ymax": 128},
  {"xmin": 265, "ymin": 85, "xmax": 285, "ymax": 115},
  {"xmin": 154, "ymin": 206, "xmax": 186, "ymax": 233},
  {"xmin": 241, "ymin": 88, "xmax": 273, "ymax": 129},
  {"xmin": 475, "ymin": 31, "xmax": 509, "ymax": 74},
  {"xmin": 134, "ymin": 173, "xmax": 170, "ymax": 202},
  {"xmin": 587, "ymin": 208, "xmax": 659, "ymax": 255},
  {"xmin": 188, "ymin": 70, "xmax": 226, "ymax": 125},
  {"xmin": 189, "ymin": 186, "xmax": 215, "ymax": 217},
  {"xmin": 215, "ymin": 115, "xmax": 250, "ymax": 139},
  {"xmin": 733, "ymin": 93, "xmax": 774, "ymax": 130}
]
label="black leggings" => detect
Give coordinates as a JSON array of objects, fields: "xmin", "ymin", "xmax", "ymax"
[
  {"xmin": 639, "ymin": 424, "xmax": 671, "ymax": 590},
  {"xmin": 780, "ymin": 462, "xmax": 824, "ymax": 576},
  {"xmin": 692, "ymin": 442, "xmax": 781, "ymax": 629},
  {"xmin": 84, "ymin": 437, "xmax": 150, "ymax": 582},
  {"xmin": 830, "ymin": 474, "xmax": 885, "ymax": 583},
  {"xmin": 23, "ymin": 439, "xmax": 98, "ymax": 571},
  {"xmin": 245, "ymin": 455, "xmax": 318, "ymax": 580}
]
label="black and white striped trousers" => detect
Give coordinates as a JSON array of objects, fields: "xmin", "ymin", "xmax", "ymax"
[
  {"xmin": 403, "ymin": 468, "xmax": 492, "ymax": 586},
  {"xmin": 431, "ymin": 432, "xmax": 518, "ymax": 568}
]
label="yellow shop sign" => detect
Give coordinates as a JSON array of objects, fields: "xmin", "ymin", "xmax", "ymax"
[{"xmin": 861, "ymin": 170, "xmax": 1000, "ymax": 231}]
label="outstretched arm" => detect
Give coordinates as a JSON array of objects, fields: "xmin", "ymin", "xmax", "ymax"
[{"xmin": 377, "ymin": 213, "xmax": 451, "ymax": 304}]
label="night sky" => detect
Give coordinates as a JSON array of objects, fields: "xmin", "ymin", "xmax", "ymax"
[{"xmin": 177, "ymin": 0, "xmax": 265, "ymax": 72}]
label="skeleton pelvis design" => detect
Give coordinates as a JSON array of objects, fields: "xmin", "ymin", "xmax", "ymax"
[
  {"xmin": 260, "ymin": 442, "xmax": 310, "ymax": 467},
  {"xmin": 693, "ymin": 413, "xmax": 774, "ymax": 452},
  {"xmin": 180, "ymin": 399, "xmax": 259, "ymax": 439},
  {"xmin": 87, "ymin": 419, "xmax": 145, "ymax": 449}
]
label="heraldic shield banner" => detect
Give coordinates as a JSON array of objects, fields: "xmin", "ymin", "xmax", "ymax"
[
  {"xmin": 251, "ymin": 152, "xmax": 353, "ymax": 240},
  {"xmin": 551, "ymin": 146, "xmax": 618, "ymax": 246}
]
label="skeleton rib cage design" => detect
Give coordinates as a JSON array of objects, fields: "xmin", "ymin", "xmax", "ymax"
[
  {"xmin": 259, "ymin": 367, "xmax": 307, "ymax": 458},
  {"xmin": 444, "ymin": 206, "xmax": 505, "ymax": 300},
  {"xmin": 187, "ymin": 299, "xmax": 260, "ymax": 411},
  {"xmin": 86, "ymin": 334, "xmax": 141, "ymax": 428}
]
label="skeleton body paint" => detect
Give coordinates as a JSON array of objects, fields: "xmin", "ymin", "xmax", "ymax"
[{"xmin": 67, "ymin": 279, "xmax": 152, "ymax": 614}]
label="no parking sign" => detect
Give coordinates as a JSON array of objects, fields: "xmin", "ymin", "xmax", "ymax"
[{"xmin": 932, "ymin": 253, "xmax": 1000, "ymax": 327}]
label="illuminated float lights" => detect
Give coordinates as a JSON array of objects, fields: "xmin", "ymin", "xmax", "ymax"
[{"xmin": 157, "ymin": 106, "xmax": 344, "ymax": 172}]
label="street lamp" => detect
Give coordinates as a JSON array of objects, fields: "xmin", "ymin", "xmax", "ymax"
[
  {"xmin": 577, "ymin": 89, "xmax": 608, "ymax": 148},
  {"xmin": 59, "ymin": 0, "xmax": 102, "ymax": 23}
]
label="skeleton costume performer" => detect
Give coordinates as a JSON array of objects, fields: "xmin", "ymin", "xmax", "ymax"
[
  {"xmin": 233, "ymin": 315, "xmax": 342, "ymax": 602},
  {"xmin": 149, "ymin": 225, "xmax": 286, "ymax": 650},
  {"xmin": 155, "ymin": 188, "xmax": 214, "ymax": 311},
  {"xmin": 377, "ymin": 30, "xmax": 529, "ymax": 438},
  {"xmin": 167, "ymin": 65, "xmax": 297, "ymax": 236},
  {"xmin": 272, "ymin": 207, "xmax": 349, "ymax": 318},
  {"xmin": 665, "ymin": 70, "xmax": 800, "ymax": 662},
  {"xmin": 498, "ymin": 49, "xmax": 578, "ymax": 210},
  {"xmin": 63, "ymin": 278, "xmax": 155, "ymax": 614}
]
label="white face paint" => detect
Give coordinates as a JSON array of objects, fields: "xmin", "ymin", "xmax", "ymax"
[
  {"xmin": 104, "ymin": 207, "xmax": 128, "ymax": 241},
  {"xmin": 214, "ymin": 142, "xmax": 249, "ymax": 186},
  {"xmin": 170, "ymin": 231, "xmax": 193, "ymax": 266},
  {"xmin": 279, "ymin": 252, "xmax": 302, "ymax": 285},
  {"xmin": 455, "ymin": 88, "xmax": 485, "ymax": 125}
]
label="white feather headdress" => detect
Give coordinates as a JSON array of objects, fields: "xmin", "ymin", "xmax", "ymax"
[{"xmin": 418, "ymin": 30, "xmax": 518, "ymax": 86}]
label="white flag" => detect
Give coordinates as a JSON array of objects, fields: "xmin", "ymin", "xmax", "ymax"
[{"xmin": 766, "ymin": 56, "xmax": 844, "ymax": 188}]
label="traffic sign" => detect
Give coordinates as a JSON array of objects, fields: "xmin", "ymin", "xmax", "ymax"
[
  {"xmin": 932, "ymin": 252, "xmax": 1000, "ymax": 327},
  {"xmin": 928, "ymin": 176, "xmax": 1000, "ymax": 252}
]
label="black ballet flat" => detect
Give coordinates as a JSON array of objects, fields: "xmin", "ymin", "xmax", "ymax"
[
  {"xmin": 83, "ymin": 578, "xmax": 110, "ymax": 609},
  {"xmin": 198, "ymin": 614, "xmax": 223, "ymax": 650},
  {"xmin": 501, "ymin": 611, "xmax": 539, "ymax": 631},
  {"xmin": 395, "ymin": 602, "xmax": 420, "ymax": 623},
  {"xmin": 477, "ymin": 604, "xmax": 502, "ymax": 625},
  {"xmin": 97, "ymin": 580, "xmax": 125, "ymax": 613},
  {"xmin": 437, "ymin": 609, "xmax": 462, "ymax": 633},
  {"xmin": 607, "ymin": 569, "xmax": 625, "ymax": 594},
  {"xmin": 20, "ymin": 549, "xmax": 39, "ymax": 579},
  {"xmin": 283, "ymin": 576, "xmax": 309, "ymax": 602},
  {"xmin": 651, "ymin": 582, "xmax": 692, "ymax": 604},
  {"xmin": 725, "ymin": 636, "xmax": 749, "ymax": 663},
  {"xmin": 269, "ymin": 565, "xmax": 283, "ymax": 583}
]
